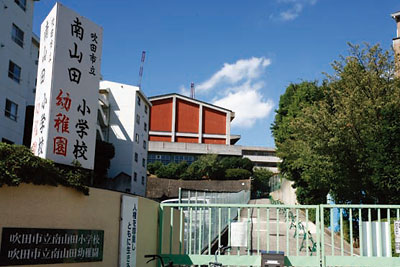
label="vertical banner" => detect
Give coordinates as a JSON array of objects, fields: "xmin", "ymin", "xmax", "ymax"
[
  {"xmin": 394, "ymin": 221, "xmax": 400, "ymax": 253},
  {"xmin": 31, "ymin": 3, "xmax": 103, "ymax": 170},
  {"xmin": 119, "ymin": 196, "xmax": 138, "ymax": 267}
]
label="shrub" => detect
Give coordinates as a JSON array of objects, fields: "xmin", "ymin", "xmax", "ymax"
[
  {"xmin": 251, "ymin": 168, "xmax": 274, "ymax": 198},
  {"xmin": 225, "ymin": 168, "xmax": 251, "ymax": 180},
  {"xmin": 147, "ymin": 161, "xmax": 163, "ymax": 175},
  {"xmin": 155, "ymin": 161, "xmax": 188, "ymax": 179},
  {"xmin": 0, "ymin": 143, "xmax": 89, "ymax": 194}
]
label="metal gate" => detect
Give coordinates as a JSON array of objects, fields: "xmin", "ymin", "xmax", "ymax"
[
  {"xmin": 159, "ymin": 203, "xmax": 400, "ymax": 266},
  {"xmin": 159, "ymin": 203, "xmax": 321, "ymax": 266}
]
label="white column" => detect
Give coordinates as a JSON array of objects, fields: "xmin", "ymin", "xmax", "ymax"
[
  {"xmin": 226, "ymin": 112, "xmax": 231, "ymax": 145},
  {"xmin": 198, "ymin": 104, "xmax": 203, "ymax": 143},
  {"xmin": 171, "ymin": 96, "xmax": 176, "ymax": 142}
]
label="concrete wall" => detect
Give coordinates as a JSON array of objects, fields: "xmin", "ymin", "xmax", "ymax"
[
  {"xmin": 0, "ymin": 184, "xmax": 167, "ymax": 267},
  {"xmin": 146, "ymin": 176, "xmax": 251, "ymax": 199},
  {"xmin": 269, "ymin": 178, "xmax": 298, "ymax": 205}
]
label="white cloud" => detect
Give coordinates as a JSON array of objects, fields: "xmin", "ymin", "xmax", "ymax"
[
  {"xmin": 197, "ymin": 57, "xmax": 271, "ymax": 93},
  {"xmin": 213, "ymin": 83, "xmax": 274, "ymax": 128},
  {"xmin": 194, "ymin": 57, "xmax": 274, "ymax": 128},
  {"xmin": 280, "ymin": 3, "xmax": 303, "ymax": 21},
  {"xmin": 273, "ymin": 0, "xmax": 317, "ymax": 21}
]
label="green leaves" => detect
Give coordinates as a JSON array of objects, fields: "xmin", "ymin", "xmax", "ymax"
[
  {"xmin": 0, "ymin": 143, "xmax": 89, "ymax": 194},
  {"xmin": 273, "ymin": 43, "xmax": 400, "ymax": 205}
]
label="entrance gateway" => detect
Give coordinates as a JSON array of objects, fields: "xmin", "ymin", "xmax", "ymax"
[{"xmin": 159, "ymin": 202, "xmax": 400, "ymax": 266}]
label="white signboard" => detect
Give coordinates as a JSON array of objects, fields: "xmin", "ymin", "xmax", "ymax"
[
  {"xmin": 394, "ymin": 220, "xmax": 400, "ymax": 253},
  {"xmin": 31, "ymin": 3, "xmax": 103, "ymax": 169},
  {"xmin": 230, "ymin": 222, "xmax": 248, "ymax": 247},
  {"xmin": 120, "ymin": 195, "xmax": 139, "ymax": 267}
]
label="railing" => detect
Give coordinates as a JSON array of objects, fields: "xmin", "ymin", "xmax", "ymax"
[
  {"xmin": 178, "ymin": 189, "xmax": 250, "ymax": 254},
  {"xmin": 159, "ymin": 202, "xmax": 400, "ymax": 266},
  {"xmin": 320, "ymin": 204, "xmax": 400, "ymax": 267},
  {"xmin": 159, "ymin": 202, "xmax": 321, "ymax": 266}
]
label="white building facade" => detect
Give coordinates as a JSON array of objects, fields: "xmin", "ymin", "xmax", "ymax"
[
  {"xmin": 0, "ymin": 0, "xmax": 39, "ymax": 145},
  {"xmin": 99, "ymin": 80, "xmax": 150, "ymax": 196}
]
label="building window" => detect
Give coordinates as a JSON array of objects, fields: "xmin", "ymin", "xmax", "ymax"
[
  {"xmin": 5, "ymin": 99, "xmax": 18, "ymax": 121},
  {"xmin": 134, "ymin": 172, "xmax": 137, "ymax": 182},
  {"xmin": 143, "ymin": 140, "xmax": 146, "ymax": 149},
  {"xmin": 144, "ymin": 122, "xmax": 147, "ymax": 132},
  {"xmin": 142, "ymin": 158, "xmax": 146, "ymax": 167},
  {"xmin": 137, "ymin": 95, "xmax": 141, "ymax": 106},
  {"xmin": 144, "ymin": 105, "xmax": 148, "ymax": 114},
  {"xmin": 141, "ymin": 176, "xmax": 144, "ymax": 185},
  {"xmin": 8, "ymin": 61, "xmax": 21, "ymax": 83},
  {"xmin": 11, "ymin": 24, "xmax": 24, "ymax": 48},
  {"xmin": 135, "ymin": 152, "xmax": 138, "ymax": 162},
  {"xmin": 2, "ymin": 138, "xmax": 14, "ymax": 144},
  {"xmin": 135, "ymin": 133, "xmax": 139, "ymax": 143},
  {"xmin": 14, "ymin": 0, "xmax": 26, "ymax": 11},
  {"xmin": 136, "ymin": 114, "xmax": 140, "ymax": 124}
]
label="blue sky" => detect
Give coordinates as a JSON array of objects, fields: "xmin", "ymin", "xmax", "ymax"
[{"xmin": 33, "ymin": 0, "xmax": 400, "ymax": 148}]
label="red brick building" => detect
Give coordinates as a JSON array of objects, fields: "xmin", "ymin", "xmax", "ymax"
[{"xmin": 149, "ymin": 93, "xmax": 239, "ymax": 145}]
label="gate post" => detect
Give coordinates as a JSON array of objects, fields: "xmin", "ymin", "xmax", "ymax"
[{"xmin": 320, "ymin": 205, "xmax": 325, "ymax": 267}]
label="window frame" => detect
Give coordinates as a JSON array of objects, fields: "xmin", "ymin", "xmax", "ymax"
[
  {"xmin": 5, "ymin": 99, "xmax": 18, "ymax": 121},
  {"xmin": 8, "ymin": 60, "xmax": 21, "ymax": 83},
  {"xmin": 11, "ymin": 23, "xmax": 24, "ymax": 48},
  {"xmin": 134, "ymin": 152, "xmax": 138, "ymax": 162},
  {"xmin": 134, "ymin": 172, "xmax": 137, "ymax": 182},
  {"xmin": 14, "ymin": 0, "xmax": 26, "ymax": 11}
]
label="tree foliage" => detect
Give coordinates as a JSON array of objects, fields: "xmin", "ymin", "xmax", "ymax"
[
  {"xmin": 272, "ymin": 43, "xmax": 400, "ymax": 204},
  {"xmin": 150, "ymin": 154, "xmax": 254, "ymax": 180},
  {"xmin": 251, "ymin": 168, "xmax": 274, "ymax": 198},
  {"xmin": 0, "ymin": 143, "xmax": 90, "ymax": 194}
]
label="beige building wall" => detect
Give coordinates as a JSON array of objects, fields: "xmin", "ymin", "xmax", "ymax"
[{"xmin": 0, "ymin": 184, "xmax": 166, "ymax": 267}]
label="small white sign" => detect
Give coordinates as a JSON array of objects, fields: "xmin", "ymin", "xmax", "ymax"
[
  {"xmin": 31, "ymin": 3, "xmax": 103, "ymax": 170},
  {"xmin": 394, "ymin": 221, "xmax": 400, "ymax": 253},
  {"xmin": 230, "ymin": 222, "xmax": 248, "ymax": 247},
  {"xmin": 120, "ymin": 195, "xmax": 139, "ymax": 267}
]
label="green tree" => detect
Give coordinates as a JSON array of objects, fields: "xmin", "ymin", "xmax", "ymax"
[
  {"xmin": 225, "ymin": 168, "xmax": 252, "ymax": 180},
  {"xmin": 273, "ymin": 43, "xmax": 400, "ymax": 204},
  {"xmin": 0, "ymin": 143, "xmax": 89, "ymax": 194},
  {"xmin": 251, "ymin": 169, "xmax": 274, "ymax": 198},
  {"xmin": 147, "ymin": 161, "xmax": 163, "ymax": 175}
]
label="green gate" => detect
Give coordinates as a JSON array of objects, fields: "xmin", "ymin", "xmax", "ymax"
[
  {"xmin": 159, "ymin": 203, "xmax": 400, "ymax": 266},
  {"xmin": 159, "ymin": 203, "xmax": 321, "ymax": 266}
]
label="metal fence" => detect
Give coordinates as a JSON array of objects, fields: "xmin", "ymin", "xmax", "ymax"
[
  {"xmin": 159, "ymin": 202, "xmax": 400, "ymax": 266},
  {"xmin": 178, "ymin": 189, "xmax": 250, "ymax": 255}
]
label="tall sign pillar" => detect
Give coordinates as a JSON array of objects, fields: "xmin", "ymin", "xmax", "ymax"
[
  {"xmin": 31, "ymin": 3, "xmax": 103, "ymax": 170},
  {"xmin": 391, "ymin": 11, "xmax": 400, "ymax": 77}
]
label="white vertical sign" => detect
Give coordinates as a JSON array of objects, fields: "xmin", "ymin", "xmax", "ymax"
[
  {"xmin": 31, "ymin": 3, "xmax": 103, "ymax": 170},
  {"xmin": 230, "ymin": 221, "xmax": 248, "ymax": 247},
  {"xmin": 394, "ymin": 220, "xmax": 400, "ymax": 253},
  {"xmin": 120, "ymin": 195, "xmax": 139, "ymax": 267}
]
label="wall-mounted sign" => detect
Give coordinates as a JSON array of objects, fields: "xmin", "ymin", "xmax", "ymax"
[
  {"xmin": 0, "ymin": 228, "xmax": 104, "ymax": 266},
  {"xmin": 119, "ymin": 195, "xmax": 139, "ymax": 267},
  {"xmin": 230, "ymin": 221, "xmax": 248, "ymax": 247},
  {"xmin": 31, "ymin": 3, "xmax": 103, "ymax": 170}
]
